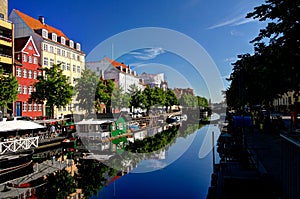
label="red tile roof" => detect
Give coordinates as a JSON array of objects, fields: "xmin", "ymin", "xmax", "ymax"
[
  {"xmin": 105, "ymin": 57, "xmax": 129, "ymax": 69},
  {"xmin": 14, "ymin": 9, "xmax": 69, "ymax": 39}
]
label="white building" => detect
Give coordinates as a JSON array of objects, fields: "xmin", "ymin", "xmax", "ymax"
[{"xmin": 86, "ymin": 57, "xmax": 145, "ymax": 92}]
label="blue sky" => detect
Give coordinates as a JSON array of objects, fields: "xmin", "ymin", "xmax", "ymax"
[{"xmin": 8, "ymin": 0, "xmax": 266, "ymax": 102}]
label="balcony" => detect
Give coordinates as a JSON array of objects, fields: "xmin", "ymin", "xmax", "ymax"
[
  {"xmin": 0, "ymin": 35, "xmax": 12, "ymax": 47},
  {"xmin": 0, "ymin": 54, "xmax": 12, "ymax": 64},
  {"xmin": 0, "ymin": 19, "xmax": 13, "ymax": 30}
]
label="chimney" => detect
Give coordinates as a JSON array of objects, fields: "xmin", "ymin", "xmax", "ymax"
[{"xmin": 38, "ymin": 16, "xmax": 45, "ymax": 25}]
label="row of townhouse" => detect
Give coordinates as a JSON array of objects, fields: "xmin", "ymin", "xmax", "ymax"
[
  {"xmin": 1, "ymin": 3, "xmax": 171, "ymax": 119},
  {"xmin": 0, "ymin": 1, "xmax": 85, "ymax": 119}
]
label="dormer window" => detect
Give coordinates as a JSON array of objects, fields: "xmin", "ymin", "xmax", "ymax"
[
  {"xmin": 61, "ymin": 37, "xmax": 66, "ymax": 45},
  {"xmin": 69, "ymin": 40, "xmax": 74, "ymax": 48},
  {"xmin": 51, "ymin": 33, "xmax": 57, "ymax": 42},
  {"xmin": 42, "ymin": 29, "xmax": 48, "ymax": 38},
  {"xmin": 76, "ymin": 43, "xmax": 81, "ymax": 51}
]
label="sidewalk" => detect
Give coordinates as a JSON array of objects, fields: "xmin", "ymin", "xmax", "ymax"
[{"xmin": 244, "ymin": 127, "xmax": 282, "ymax": 198}]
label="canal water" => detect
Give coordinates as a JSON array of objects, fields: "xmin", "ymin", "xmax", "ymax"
[{"xmin": 92, "ymin": 124, "xmax": 221, "ymax": 199}]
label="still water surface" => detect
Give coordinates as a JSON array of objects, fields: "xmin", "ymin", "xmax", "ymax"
[{"xmin": 92, "ymin": 124, "xmax": 220, "ymax": 199}]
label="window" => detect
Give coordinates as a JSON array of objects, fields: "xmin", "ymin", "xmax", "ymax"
[
  {"xmin": 69, "ymin": 40, "xmax": 74, "ymax": 48},
  {"xmin": 38, "ymin": 104, "xmax": 42, "ymax": 111},
  {"xmin": 34, "ymin": 87, "xmax": 36, "ymax": 92},
  {"xmin": 28, "ymin": 56, "xmax": 32, "ymax": 63},
  {"xmin": 50, "ymin": 58, "xmax": 54, "ymax": 66},
  {"xmin": 73, "ymin": 65, "xmax": 76, "ymax": 72},
  {"xmin": 67, "ymin": 63, "xmax": 70, "ymax": 71},
  {"xmin": 23, "ymin": 85, "xmax": 27, "ymax": 94},
  {"xmin": 17, "ymin": 54, "xmax": 20, "ymax": 60},
  {"xmin": 61, "ymin": 37, "xmax": 66, "ymax": 45},
  {"xmin": 62, "ymin": 62, "xmax": 66, "ymax": 70},
  {"xmin": 43, "ymin": 44, "xmax": 48, "ymax": 51},
  {"xmin": 62, "ymin": 50, "xmax": 65, "ymax": 57},
  {"xmin": 28, "ymin": 104, "xmax": 32, "ymax": 111},
  {"xmin": 72, "ymin": 54, "xmax": 75, "ymax": 60},
  {"xmin": 73, "ymin": 78, "xmax": 77, "ymax": 84},
  {"xmin": 28, "ymin": 46, "xmax": 33, "ymax": 50},
  {"xmin": 18, "ymin": 85, "xmax": 22, "ymax": 94},
  {"xmin": 28, "ymin": 86, "xmax": 32, "ymax": 94},
  {"xmin": 57, "ymin": 48, "xmax": 61, "ymax": 55},
  {"xmin": 67, "ymin": 51, "xmax": 70, "ymax": 58},
  {"xmin": 77, "ymin": 66, "xmax": 81, "ymax": 73},
  {"xmin": 17, "ymin": 68, "xmax": 22, "ymax": 77},
  {"xmin": 28, "ymin": 70, "xmax": 32, "ymax": 79},
  {"xmin": 33, "ymin": 71, "xmax": 37, "ymax": 79},
  {"xmin": 38, "ymin": 71, "xmax": 42, "ymax": 77},
  {"xmin": 52, "ymin": 33, "xmax": 57, "ymax": 42},
  {"xmin": 68, "ymin": 104, "xmax": 72, "ymax": 111},
  {"xmin": 77, "ymin": 55, "xmax": 80, "ymax": 61},
  {"xmin": 43, "ymin": 57, "xmax": 48, "ymax": 66},
  {"xmin": 23, "ymin": 69, "xmax": 27, "ymax": 78},
  {"xmin": 50, "ymin": 46, "xmax": 54, "ymax": 53},
  {"xmin": 33, "ymin": 103, "xmax": 37, "ymax": 111},
  {"xmin": 23, "ymin": 54, "xmax": 27, "ymax": 62},
  {"xmin": 76, "ymin": 43, "xmax": 81, "ymax": 51},
  {"xmin": 34, "ymin": 57, "xmax": 38, "ymax": 64},
  {"xmin": 42, "ymin": 29, "xmax": 48, "ymax": 38},
  {"xmin": 23, "ymin": 102, "xmax": 27, "ymax": 111},
  {"xmin": 63, "ymin": 107, "xmax": 67, "ymax": 111}
]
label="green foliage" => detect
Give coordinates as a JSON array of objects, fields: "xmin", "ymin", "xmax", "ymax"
[
  {"xmin": 75, "ymin": 159, "xmax": 113, "ymax": 198},
  {"xmin": 0, "ymin": 69, "xmax": 18, "ymax": 109},
  {"xmin": 75, "ymin": 68, "xmax": 99, "ymax": 114},
  {"xmin": 226, "ymin": 0, "xmax": 300, "ymax": 108},
  {"xmin": 95, "ymin": 79, "xmax": 115, "ymax": 112},
  {"xmin": 30, "ymin": 64, "xmax": 73, "ymax": 117},
  {"xmin": 126, "ymin": 126, "xmax": 179, "ymax": 153},
  {"xmin": 38, "ymin": 169, "xmax": 76, "ymax": 199},
  {"xmin": 111, "ymin": 86, "xmax": 130, "ymax": 110}
]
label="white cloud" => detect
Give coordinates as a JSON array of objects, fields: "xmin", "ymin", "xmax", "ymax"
[
  {"xmin": 132, "ymin": 47, "xmax": 165, "ymax": 60},
  {"xmin": 224, "ymin": 57, "xmax": 237, "ymax": 63},
  {"xmin": 207, "ymin": 15, "xmax": 245, "ymax": 30}
]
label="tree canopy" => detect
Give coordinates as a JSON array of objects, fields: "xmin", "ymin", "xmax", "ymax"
[
  {"xmin": 0, "ymin": 69, "xmax": 18, "ymax": 110},
  {"xmin": 75, "ymin": 68, "xmax": 99, "ymax": 114},
  {"xmin": 30, "ymin": 64, "xmax": 74, "ymax": 117},
  {"xmin": 226, "ymin": 0, "xmax": 300, "ymax": 109}
]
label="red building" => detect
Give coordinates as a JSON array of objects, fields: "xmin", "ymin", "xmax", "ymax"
[{"xmin": 14, "ymin": 36, "xmax": 43, "ymax": 119}]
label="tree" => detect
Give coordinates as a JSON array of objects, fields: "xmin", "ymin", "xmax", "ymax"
[
  {"xmin": 129, "ymin": 89, "xmax": 147, "ymax": 110},
  {"xmin": 165, "ymin": 89, "xmax": 179, "ymax": 112},
  {"xmin": 30, "ymin": 64, "xmax": 74, "ymax": 118},
  {"xmin": 76, "ymin": 68, "xmax": 99, "ymax": 114},
  {"xmin": 95, "ymin": 79, "xmax": 115, "ymax": 113},
  {"xmin": 111, "ymin": 86, "xmax": 130, "ymax": 112},
  {"xmin": 0, "ymin": 69, "xmax": 18, "ymax": 113}
]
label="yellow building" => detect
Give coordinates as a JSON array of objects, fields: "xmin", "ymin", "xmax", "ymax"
[
  {"xmin": 9, "ymin": 9, "xmax": 85, "ymax": 118},
  {"xmin": 0, "ymin": 0, "xmax": 14, "ymax": 116}
]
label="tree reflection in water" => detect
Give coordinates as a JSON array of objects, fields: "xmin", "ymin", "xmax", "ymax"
[{"xmin": 35, "ymin": 121, "xmax": 203, "ymax": 198}]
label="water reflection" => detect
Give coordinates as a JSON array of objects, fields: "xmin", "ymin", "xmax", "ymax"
[{"xmin": 1, "ymin": 115, "xmax": 221, "ymax": 199}]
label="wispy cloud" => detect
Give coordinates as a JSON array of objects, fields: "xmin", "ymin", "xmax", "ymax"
[
  {"xmin": 207, "ymin": 15, "xmax": 245, "ymax": 30},
  {"xmin": 129, "ymin": 47, "xmax": 165, "ymax": 60},
  {"xmin": 224, "ymin": 57, "xmax": 237, "ymax": 63}
]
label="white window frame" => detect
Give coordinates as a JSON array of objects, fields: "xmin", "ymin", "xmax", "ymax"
[
  {"xmin": 23, "ymin": 85, "xmax": 27, "ymax": 94},
  {"xmin": 33, "ymin": 71, "xmax": 37, "ymax": 79},
  {"xmin": 17, "ymin": 68, "xmax": 22, "ymax": 77},
  {"xmin": 23, "ymin": 102, "xmax": 27, "ymax": 111},
  {"xmin": 43, "ymin": 57, "xmax": 48, "ymax": 66},
  {"xmin": 34, "ymin": 57, "xmax": 38, "ymax": 64},
  {"xmin": 23, "ymin": 54, "xmax": 27, "ymax": 62},
  {"xmin": 61, "ymin": 37, "xmax": 66, "ymax": 45},
  {"xmin": 42, "ymin": 29, "xmax": 48, "ymax": 38},
  {"xmin": 23, "ymin": 69, "xmax": 27, "ymax": 78},
  {"xmin": 52, "ymin": 33, "xmax": 57, "ymax": 42},
  {"xmin": 18, "ymin": 84, "xmax": 22, "ymax": 94},
  {"xmin": 28, "ymin": 70, "xmax": 32, "ymax": 79}
]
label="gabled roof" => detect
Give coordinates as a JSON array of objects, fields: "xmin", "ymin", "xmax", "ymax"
[
  {"xmin": 14, "ymin": 36, "xmax": 30, "ymax": 52},
  {"xmin": 104, "ymin": 57, "xmax": 129, "ymax": 69},
  {"xmin": 14, "ymin": 36, "xmax": 40, "ymax": 57},
  {"xmin": 13, "ymin": 9, "xmax": 68, "ymax": 39}
]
